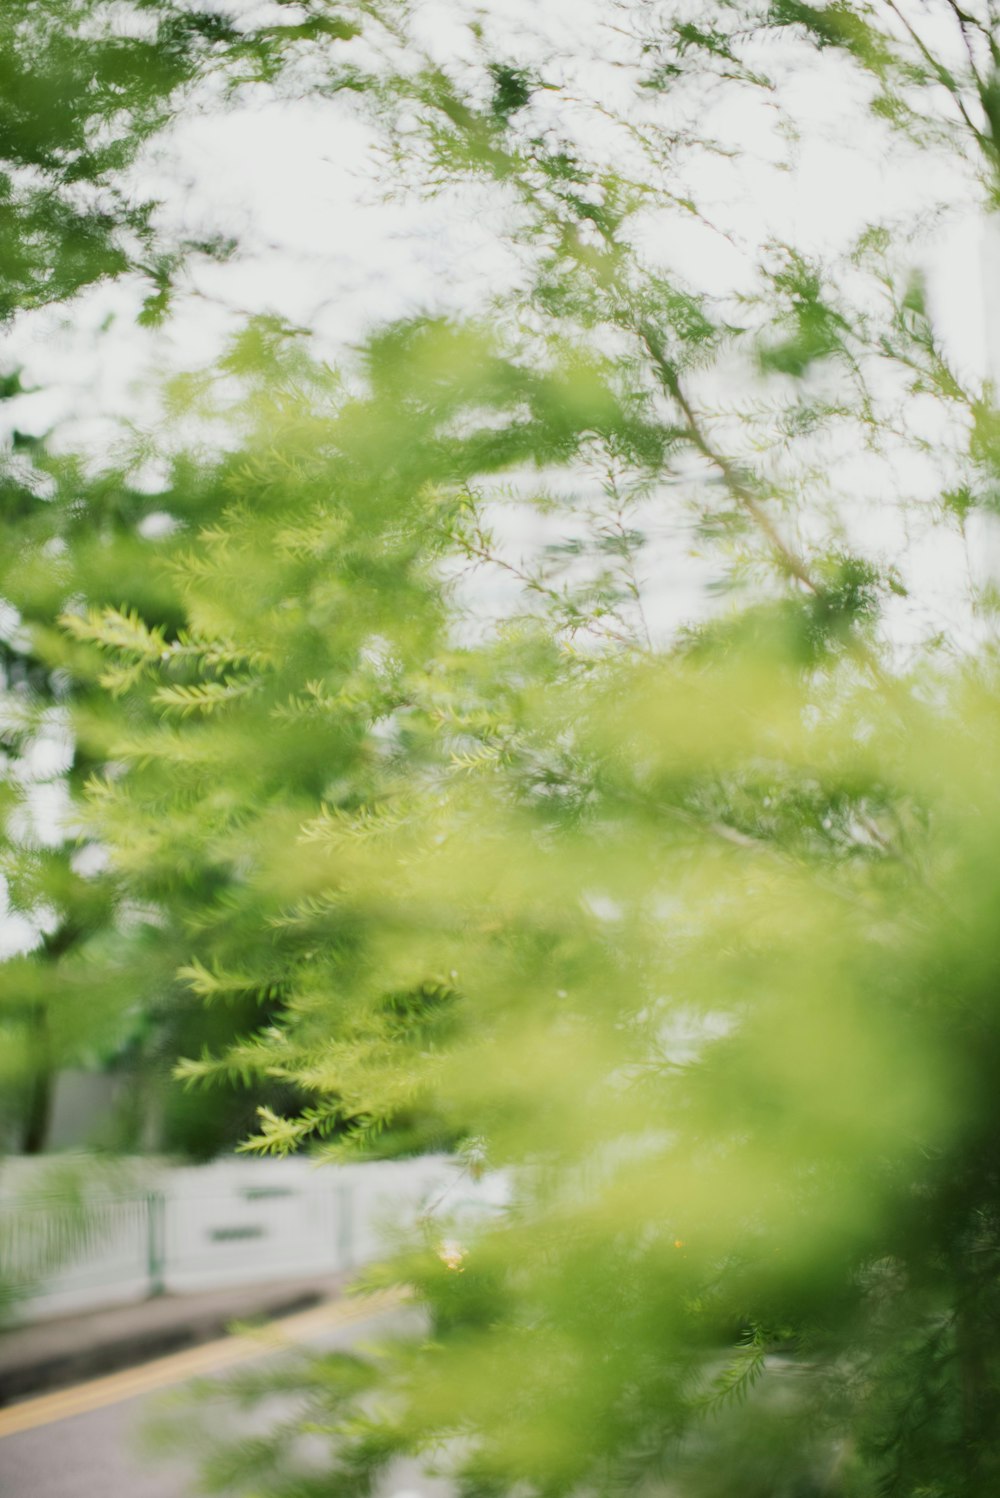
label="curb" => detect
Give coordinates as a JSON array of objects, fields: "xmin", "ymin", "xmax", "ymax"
[{"xmin": 0, "ymin": 1280, "xmax": 342, "ymax": 1405}]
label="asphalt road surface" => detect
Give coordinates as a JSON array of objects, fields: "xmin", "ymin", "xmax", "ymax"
[{"xmin": 0, "ymin": 1293, "xmax": 444, "ymax": 1498}]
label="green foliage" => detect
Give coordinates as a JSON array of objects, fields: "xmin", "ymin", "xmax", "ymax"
[
  {"xmin": 9, "ymin": 0, "xmax": 1000, "ymax": 1493},
  {"xmin": 0, "ymin": 0, "xmax": 362, "ymax": 321},
  {"xmin": 68, "ymin": 342, "xmax": 1000, "ymax": 1495}
]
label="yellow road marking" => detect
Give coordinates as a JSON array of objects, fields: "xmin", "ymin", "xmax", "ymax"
[{"xmin": 0, "ymin": 1286, "xmax": 406, "ymax": 1441}]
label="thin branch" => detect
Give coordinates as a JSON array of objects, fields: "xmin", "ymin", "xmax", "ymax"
[
  {"xmin": 883, "ymin": 0, "xmax": 991, "ymax": 152},
  {"xmin": 454, "ymin": 524, "xmax": 643, "ymax": 652},
  {"xmin": 942, "ymin": 0, "xmax": 1000, "ymax": 73},
  {"xmin": 637, "ymin": 321, "xmax": 819, "ymax": 594}
]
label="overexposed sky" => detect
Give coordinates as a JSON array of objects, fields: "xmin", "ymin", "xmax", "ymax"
[
  {"xmin": 3, "ymin": 0, "xmax": 992, "ymax": 644},
  {"xmin": 3, "ymin": 0, "xmax": 992, "ymax": 445}
]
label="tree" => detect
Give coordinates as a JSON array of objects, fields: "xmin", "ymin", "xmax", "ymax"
[
  {"xmin": 11, "ymin": 1, "xmax": 1000, "ymax": 1495},
  {"xmin": 0, "ymin": 0, "xmax": 363, "ymax": 1160},
  {"xmin": 0, "ymin": 0, "xmax": 364, "ymax": 322}
]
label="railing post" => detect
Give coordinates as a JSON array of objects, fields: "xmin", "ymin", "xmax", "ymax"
[
  {"xmin": 335, "ymin": 1182, "xmax": 355, "ymax": 1271},
  {"xmin": 146, "ymin": 1190, "xmax": 166, "ymax": 1297}
]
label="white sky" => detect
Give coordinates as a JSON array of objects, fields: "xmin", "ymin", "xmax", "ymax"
[
  {"xmin": 2, "ymin": 0, "xmax": 993, "ymax": 442},
  {"xmin": 3, "ymin": 3, "xmax": 992, "ymax": 630}
]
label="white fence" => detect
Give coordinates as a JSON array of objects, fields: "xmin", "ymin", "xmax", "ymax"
[{"xmin": 0, "ymin": 1155, "xmax": 506, "ymax": 1323}]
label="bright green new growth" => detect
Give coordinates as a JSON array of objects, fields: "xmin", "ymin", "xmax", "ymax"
[{"xmin": 6, "ymin": 0, "xmax": 1000, "ymax": 1495}]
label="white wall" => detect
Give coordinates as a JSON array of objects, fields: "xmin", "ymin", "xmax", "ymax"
[{"xmin": 1, "ymin": 1155, "xmax": 506, "ymax": 1323}]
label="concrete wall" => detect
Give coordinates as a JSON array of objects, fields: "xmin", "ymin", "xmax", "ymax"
[{"xmin": 1, "ymin": 1155, "xmax": 507, "ymax": 1323}]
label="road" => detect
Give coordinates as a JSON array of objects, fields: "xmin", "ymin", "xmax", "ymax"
[{"xmin": 0, "ymin": 1292, "xmax": 443, "ymax": 1498}]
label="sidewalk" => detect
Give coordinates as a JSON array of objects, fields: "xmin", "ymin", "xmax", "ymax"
[{"xmin": 0, "ymin": 1272, "xmax": 349, "ymax": 1405}]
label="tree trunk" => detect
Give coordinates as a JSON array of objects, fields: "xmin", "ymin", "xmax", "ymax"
[{"xmin": 20, "ymin": 1003, "xmax": 52, "ymax": 1155}]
